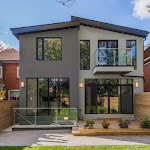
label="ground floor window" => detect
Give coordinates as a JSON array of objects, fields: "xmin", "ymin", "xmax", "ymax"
[
  {"xmin": 27, "ymin": 78, "xmax": 69, "ymax": 115},
  {"xmin": 85, "ymin": 79, "xmax": 133, "ymax": 114}
]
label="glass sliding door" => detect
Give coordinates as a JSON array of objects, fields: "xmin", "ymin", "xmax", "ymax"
[
  {"xmin": 38, "ymin": 78, "xmax": 49, "ymax": 115},
  {"xmin": 27, "ymin": 78, "xmax": 69, "ymax": 116},
  {"xmin": 27, "ymin": 79, "xmax": 37, "ymax": 115},
  {"xmin": 85, "ymin": 79, "xmax": 133, "ymax": 114}
]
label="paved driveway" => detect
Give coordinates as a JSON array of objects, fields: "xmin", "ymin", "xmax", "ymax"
[{"xmin": 0, "ymin": 130, "xmax": 150, "ymax": 146}]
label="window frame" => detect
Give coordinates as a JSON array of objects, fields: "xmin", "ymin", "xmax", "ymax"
[
  {"xmin": 126, "ymin": 40, "xmax": 136, "ymax": 67},
  {"xmin": 17, "ymin": 66, "xmax": 19, "ymax": 78},
  {"xmin": 80, "ymin": 40, "xmax": 90, "ymax": 70},
  {"xmin": 36, "ymin": 37, "xmax": 62, "ymax": 60},
  {"xmin": 0, "ymin": 66, "xmax": 3, "ymax": 78},
  {"xmin": 26, "ymin": 77, "xmax": 70, "ymax": 116},
  {"xmin": 85, "ymin": 78, "xmax": 133, "ymax": 114}
]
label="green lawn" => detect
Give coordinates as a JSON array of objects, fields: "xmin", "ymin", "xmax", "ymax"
[{"xmin": 0, "ymin": 146, "xmax": 150, "ymax": 150}]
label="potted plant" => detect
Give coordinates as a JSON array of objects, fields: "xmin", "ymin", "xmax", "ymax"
[
  {"xmin": 83, "ymin": 118, "xmax": 95, "ymax": 129},
  {"xmin": 118, "ymin": 118, "xmax": 131, "ymax": 128},
  {"xmin": 102, "ymin": 118, "xmax": 110, "ymax": 129},
  {"xmin": 99, "ymin": 109, "xmax": 105, "ymax": 114},
  {"xmin": 139, "ymin": 115, "xmax": 150, "ymax": 128},
  {"xmin": 111, "ymin": 108, "xmax": 118, "ymax": 114}
]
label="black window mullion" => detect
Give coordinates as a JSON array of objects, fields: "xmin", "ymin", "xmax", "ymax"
[
  {"xmin": 42, "ymin": 38, "xmax": 44, "ymax": 60},
  {"xmin": 37, "ymin": 78, "xmax": 38, "ymax": 115},
  {"xmin": 48, "ymin": 78, "xmax": 49, "ymax": 115}
]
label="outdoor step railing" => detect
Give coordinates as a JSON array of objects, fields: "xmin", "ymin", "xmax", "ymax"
[
  {"xmin": 13, "ymin": 107, "xmax": 77, "ymax": 126},
  {"xmin": 94, "ymin": 48, "xmax": 132, "ymax": 66}
]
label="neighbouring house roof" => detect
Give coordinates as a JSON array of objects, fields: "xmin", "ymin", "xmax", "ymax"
[
  {"xmin": 0, "ymin": 48, "xmax": 19, "ymax": 61},
  {"xmin": 10, "ymin": 16, "xmax": 149, "ymax": 39},
  {"xmin": 144, "ymin": 43, "xmax": 150, "ymax": 51}
]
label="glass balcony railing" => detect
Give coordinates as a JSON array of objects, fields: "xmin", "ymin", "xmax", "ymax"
[
  {"xmin": 94, "ymin": 48, "xmax": 132, "ymax": 66},
  {"xmin": 13, "ymin": 108, "xmax": 77, "ymax": 126}
]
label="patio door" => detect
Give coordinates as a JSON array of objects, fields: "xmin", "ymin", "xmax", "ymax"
[{"xmin": 85, "ymin": 79, "xmax": 133, "ymax": 114}]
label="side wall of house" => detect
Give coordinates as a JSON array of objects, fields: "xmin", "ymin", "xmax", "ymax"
[
  {"xmin": 3, "ymin": 63, "xmax": 19, "ymax": 98},
  {"xmin": 19, "ymin": 28, "xmax": 79, "ymax": 109},
  {"xmin": 78, "ymin": 25, "xmax": 144, "ymax": 120},
  {"xmin": 144, "ymin": 62, "xmax": 150, "ymax": 92}
]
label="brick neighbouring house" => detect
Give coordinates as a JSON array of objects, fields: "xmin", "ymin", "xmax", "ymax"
[
  {"xmin": 144, "ymin": 43, "xmax": 150, "ymax": 92},
  {"xmin": 0, "ymin": 41, "xmax": 19, "ymax": 99}
]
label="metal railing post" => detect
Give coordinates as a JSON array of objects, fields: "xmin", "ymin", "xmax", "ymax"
[
  {"xmin": 55, "ymin": 109, "xmax": 58, "ymax": 126},
  {"xmin": 113, "ymin": 49, "xmax": 116, "ymax": 66},
  {"xmin": 14, "ymin": 109, "xmax": 16, "ymax": 126},
  {"xmin": 76, "ymin": 108, "xmax": 77, "ymax": 125},
  {"xmin": 131, "ymin": 49, "xmax": 132, "ymax": 65},
  {"xmin": 34, "ymin": 109, "xmax": 36, "ymax": 126}
]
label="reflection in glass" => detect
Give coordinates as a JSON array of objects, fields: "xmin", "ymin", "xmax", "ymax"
[
  {"xmin": 27, "ymin": 79, "xmax": 37, "ymax": 115},
  {"xmin": 126, "ymin": 40, "xmax": 136, "ymax": 66},
  {"xmin": 38, "ymin": 39, "xmax": 42, "ymax": 60},
  {"xmin": 80, "ymin": 40, "xmax": 90, "ymax": 70},
  {"xmin": 85, "ymin": 79, "xmax": 133, "ymax": 114},
  {"xmin": 44, "ymin": 38, "xmax": 62, "ymax": 60}
]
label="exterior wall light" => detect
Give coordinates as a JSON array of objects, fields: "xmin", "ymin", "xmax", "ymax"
[
  {"xmin": 21, "ymin": 82, "xmax": 25, "ymax": 88},
  {"xmin": 135, "ymin": 82, "xmax": 139, "ymax": 88},
  {"xmin": 49, "ymin": 87, "xmax": 53, "ymax": 93},
  {"xmin": 64, "ymin": 117, "xmax": 68, "ymax": 120},
  {"xmin": 80, "ymin": 82, "xmax": 84, "ymax": 88}
]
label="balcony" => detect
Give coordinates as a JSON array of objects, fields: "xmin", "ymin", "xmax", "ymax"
[{"xmin": 93, "ymin": 48, "xmax": 134, "ymax": 74}]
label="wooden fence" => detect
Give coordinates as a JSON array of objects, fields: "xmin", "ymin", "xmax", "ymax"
[
  {"xmin": 0, "ymin": 100, "xmax": 19, "ymax": 130},
  {"xmin": 135, "ymin": 92, "xmax": 150, "ymax": 121}
]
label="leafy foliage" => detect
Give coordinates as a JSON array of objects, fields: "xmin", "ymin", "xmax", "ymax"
[
  {"xmin": 118, "ymin": 118, "xmax": 131, "ymax": 127},
  {"xmin": 83, "ymin": 118, "xmax": 95, "ymax": 129},
  {"xmin": 139, "ymin": 115, "xmax": 150, "ymax": 128}
]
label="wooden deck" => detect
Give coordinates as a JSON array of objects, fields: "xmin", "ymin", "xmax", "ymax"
[{"xmin": 72, "ymin": 120, "xmax": 150, "ymax": 136}]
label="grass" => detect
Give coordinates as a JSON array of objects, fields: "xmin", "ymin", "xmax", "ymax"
[{"xmin": 0, "ymin": 146, "xmax": 150, "ymax": 150}]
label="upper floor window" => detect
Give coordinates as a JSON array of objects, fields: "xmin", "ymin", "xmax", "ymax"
[
  {"xmin": 80, "ymin": 40, "xmax": 90, "ymax": 70},
  {"xmin": 0, "ymin": 66, "xmax": 3, "ymax": 78},
  {"xmin": 98, "ymin": 40, "xmax": 118, "ymax": 65},
  {"xmin": 126, "ymin": 40, "xmax": 136, "ymax": 66},
  {"xmin": 17, "ymin": 66, "xmax": 19, "ymax": 78},
  {"xmin": 37, "ymin": 38, "xmax": 62, "ymax": 60}
]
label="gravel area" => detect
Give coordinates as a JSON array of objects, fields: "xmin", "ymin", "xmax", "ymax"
[{"xmin": 0, "ymin": 129, "xmax": 150, "ymax": 146}]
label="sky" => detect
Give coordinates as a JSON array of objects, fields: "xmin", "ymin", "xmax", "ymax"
[{"xmin": 0, "ymin": 0, "xmax": 150, "ymax": 50}]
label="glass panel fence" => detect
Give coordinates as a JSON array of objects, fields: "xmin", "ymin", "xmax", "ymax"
[
  {"xmin": 94, "ymin": 48, "xmax": 132, "ymax": 66},
  {"xmin": 13, "ymin": 108, "xmax": 77, "ymax": 126}
]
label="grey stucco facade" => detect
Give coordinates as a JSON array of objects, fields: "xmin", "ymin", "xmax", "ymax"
[
  {"xmin": 19, "ymin": 28, "xmax": 79, "ymax": 109},
  {"xmin": 13, "ymin": 17, "xmax": 148, "ymax": 121}
]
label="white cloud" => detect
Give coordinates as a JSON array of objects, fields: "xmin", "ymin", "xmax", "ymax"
[{"xmin": 132, "ymin": 0, "xmax": 150, "ymax": 19}]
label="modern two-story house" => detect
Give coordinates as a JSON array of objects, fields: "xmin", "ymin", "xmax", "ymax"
[{"xmin": 11, "ymin": 16, "xmax": 148, "ymax": 125}]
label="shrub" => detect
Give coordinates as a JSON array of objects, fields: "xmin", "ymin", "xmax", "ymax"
[{"xmin": 139, "ymin": 115, "xmax": 150, "ymax": 128}]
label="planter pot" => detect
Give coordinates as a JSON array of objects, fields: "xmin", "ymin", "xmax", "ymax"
[
  {"xmin": 140, "ymin": 125, "xmax": 150, "ymax": 128},
  {"xmin": 120, "ymin": 124, "xmax": 128, "ymax": 128},
  {"xmin": 103, "ymin": 126, "xmax": 108, "ymax": 129}
]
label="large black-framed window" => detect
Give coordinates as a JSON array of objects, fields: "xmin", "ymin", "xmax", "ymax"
[
  {"xmin": 27, "ymin": 78, "xmax": 69, "ymax": 115},
  {"xmin": 126, "ymin": 40, "xmax": 136, "ymax": 66},
  {"xmin": 80, "ymin": 40, "xmax": 90, "ymax": 70},
  {"xmin": 36, "ymin": 37, "xmax": 62, "ymax": 60},
  {"xmin": 98, "ymin": 40, "xmax": 118, "ymax": 65},
  {"xmin": 85, "ymin": 79, "xmax": 133, "ymax": 114}
]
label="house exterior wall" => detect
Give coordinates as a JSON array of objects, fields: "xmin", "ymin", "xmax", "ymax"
[
  {"xmin": 19, "ymin": 25, "xmax": 144, "ymax": 120},
  {"xmin": 0, "ymin": 62, "xmax": 4, "ymax": 88},
  {"xmin": 3, "ymin": 63, "xmax": 19, "ymax": 98},
  {"xmin": 19, "ymin": 28, "xmax": 79, "ymax": 109},
  {"xmin": 144, "ymin": 62, "xmax": 150, "ymax": 92},
  {"xmin": 78, "ymin": 25, "xmax": 144, "ymax": 120}
]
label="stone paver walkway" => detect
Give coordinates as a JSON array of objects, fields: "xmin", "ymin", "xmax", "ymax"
[{"xmin": 0, "ymin": 129, "xmax": 150, "ymax": 146}]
